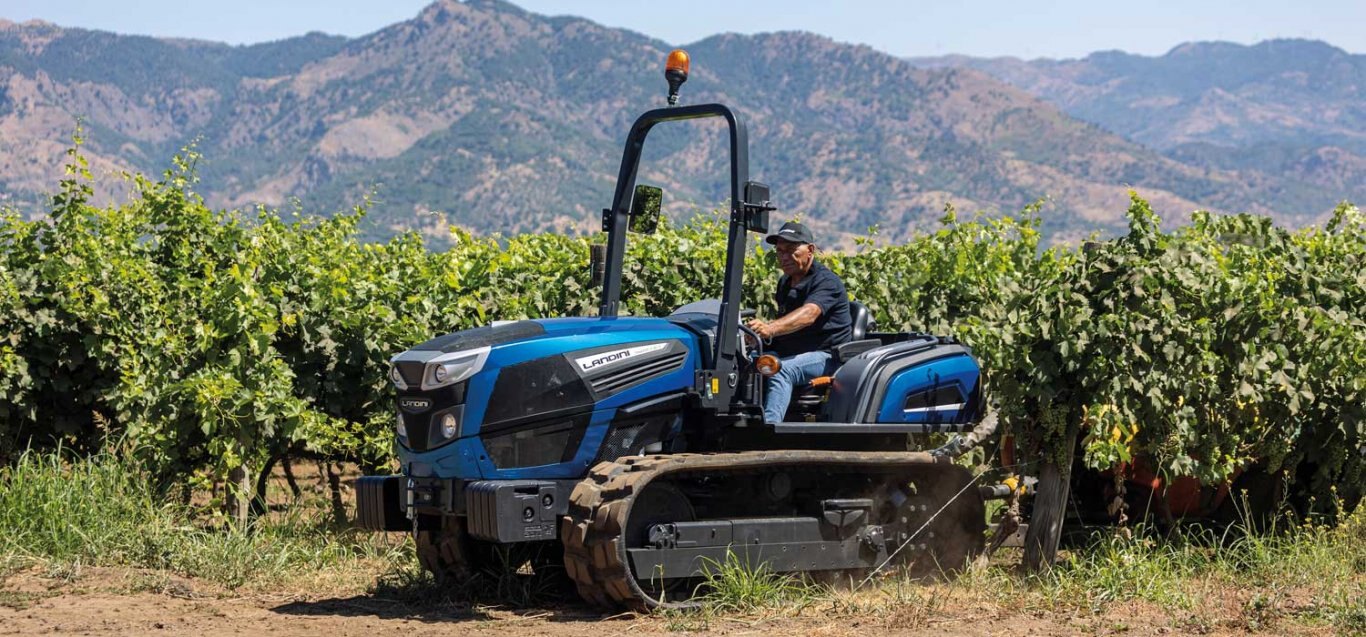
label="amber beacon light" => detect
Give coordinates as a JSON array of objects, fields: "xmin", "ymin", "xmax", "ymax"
[{"xmin": 665, "ymin": 49, "xmax": 690, "ymax": 105}]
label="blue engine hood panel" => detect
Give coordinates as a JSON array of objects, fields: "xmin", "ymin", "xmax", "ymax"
[{"xmin": 398, "ymin": 316, "xmax": 699, "ymax": 480}]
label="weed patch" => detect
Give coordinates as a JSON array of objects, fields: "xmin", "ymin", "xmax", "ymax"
[
  {"xmin": 695, "ymin": 551, "xmax": 818, "ymax": 614},
  {"xmin": 1038, "ymin": 527, "xmax": 1202, "ymax": 612},
  {"xmin": 0, "ymin": 450, "xmax": 409, "ymax": 592}
]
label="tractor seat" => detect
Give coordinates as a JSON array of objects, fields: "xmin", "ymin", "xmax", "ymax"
[
  {"xmin": 792, "ymin": 301, "xmax": 880, "ymax": 416},
  {"xmin": 832, "ymin": 300, "xmax": 880, "ymax": 365},
  {"xmin": 849, "ymin": 301, "xmax": 872, "ymax": 342}
]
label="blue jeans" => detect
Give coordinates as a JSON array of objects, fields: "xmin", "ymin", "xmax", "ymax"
[{"xmin": 763, "ymin": 350, "xmax": 834, "ymax": 424}]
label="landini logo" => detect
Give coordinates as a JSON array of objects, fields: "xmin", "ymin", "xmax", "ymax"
[
  {"xmin": 399, "ymin": 398, "xmax": 432, "ymax": 412},
  {"xmin": 575, "ymin": 343, "xmax": 668, "ymax": 372}
]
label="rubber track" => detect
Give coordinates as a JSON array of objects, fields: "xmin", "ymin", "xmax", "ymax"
[{"xmin": 560, "ymin": 449, "xmax": 952, "ymax": 611}]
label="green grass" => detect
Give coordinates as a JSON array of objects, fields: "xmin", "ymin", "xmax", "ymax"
[
  {"xmin": 658, "ymin": 551, "xmax": 821, "ymax": 630},
  {"xmin": 0, "ymin": 449, "xmax": 409, "ymax": 591},
  {"xmin": 947, "ymin": 507, "xmax": 1366, "ymax": 633},
  {"xmin": 695, "ymin": 550, "xmax": 819, "ymax": 613},
  {"xmin": 809, "ymin": 505, "xmax": 1366, "ymax": 634},
  {"xmin": 1039, "ymin": 528, "xmax": 1205, "ymax": 611}
]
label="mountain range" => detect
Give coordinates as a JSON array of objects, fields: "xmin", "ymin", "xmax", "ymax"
[{"xmin": 1, "ymin": 0, "xmax": 1361, "ymax": 244}]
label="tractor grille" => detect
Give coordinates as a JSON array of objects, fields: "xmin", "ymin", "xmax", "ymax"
[
  {"xmin": 589, "ymin": 351, "xmax": 687, "ymax": 396},
  {"xmin": 481, "ymin": 415, "xmax": 589, "ymax": 469},
  {"xmin": 484, "ymin": 356, "xmax": 594, "ymax": 426}
]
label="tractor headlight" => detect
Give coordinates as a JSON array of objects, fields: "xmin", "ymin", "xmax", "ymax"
[
  {"xmin": 427, "ymin": 407, "xmax": 465, "ymax": 446},
  {"xmin": 423, "ymin": 346, "xmax": 490, "ymax": 390},
  {"xmin": 391, "ymin": 345, "xmax": 491, "ymax": 391},
  {"xmin": 396, "ymin": 412, "xmax": 408, "ymax": 441}
]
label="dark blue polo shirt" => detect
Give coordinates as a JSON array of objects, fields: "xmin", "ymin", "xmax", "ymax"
[{"xmin": 771, "ymin": 260, "xmax": 852, "ymax": 358}]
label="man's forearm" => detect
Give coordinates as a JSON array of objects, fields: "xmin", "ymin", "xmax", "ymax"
[{"xmin": 765, "ymin": 303, "xmax": 821, "ymax": 338}]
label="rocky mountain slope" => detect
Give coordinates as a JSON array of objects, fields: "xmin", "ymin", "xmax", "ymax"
[
  {"xmin": 912, "ymin": 40, "xmax": 1366, "ymax": 226},
  {"xmin": 0, "ymin": 2, "xmax": 1355, "ymax": 243}
]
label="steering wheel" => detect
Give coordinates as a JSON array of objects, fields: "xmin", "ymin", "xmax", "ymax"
[{"xmin": 737, "ymin": 308, "xmax": 763, "ymax": 357}]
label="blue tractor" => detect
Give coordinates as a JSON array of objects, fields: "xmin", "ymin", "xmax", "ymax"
[{"xmin": 355, "ymin": 50, "xmax": 1005, "ymax": 610}]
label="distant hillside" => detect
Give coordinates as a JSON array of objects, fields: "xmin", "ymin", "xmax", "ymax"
[
  {"xmin": 912, "ymin": 40, "xmax": 1366, "ymax": 224},
  {"xmin": 0, "ymin": 2, "xmax": 1355, "ymax": 244}
]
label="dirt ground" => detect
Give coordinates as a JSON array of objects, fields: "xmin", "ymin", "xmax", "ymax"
[
  {"xmin": 2, "ymin": 463, "xmax": 1351, "ymax": 635},
  {"xmin": 0, "ymin": 566, "xmax": 1346, "ymax": 637}
]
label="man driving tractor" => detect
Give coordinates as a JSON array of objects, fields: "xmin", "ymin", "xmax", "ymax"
[{"xmin": 746, "ymin": 221, "xmax": 853, "ymax": 424}]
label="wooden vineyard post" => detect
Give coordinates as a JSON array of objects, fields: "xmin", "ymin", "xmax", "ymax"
[
  {"xmin": 226, "ymin": 433, "xmax": 254, "ymax": 527},
  {"xmin": 1024, "ymin": 422, "xmax": 1079, "ymax": 571},
  {"xmin": 227, "ymin": 464, "xmax": 251, "ymax": 527}
]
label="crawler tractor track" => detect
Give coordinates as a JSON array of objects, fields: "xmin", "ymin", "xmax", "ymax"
[{"xmin": 561, "ymin": 450, "xmax": 985, "ymax": 610}]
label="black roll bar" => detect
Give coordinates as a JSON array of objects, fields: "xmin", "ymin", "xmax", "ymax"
[{"xmin": 599, "ymin": 103, "xmax": 752, "ymax": 410}]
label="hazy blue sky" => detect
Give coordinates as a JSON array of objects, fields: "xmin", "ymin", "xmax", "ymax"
[{"xmin": 3, "ymin": 0, "xmax": 1362, "ymax": 59}]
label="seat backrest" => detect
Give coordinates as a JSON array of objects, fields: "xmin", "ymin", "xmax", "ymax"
[{"xmin": 849, "ymin": 301, "xmax": 875, "ymax": 342}]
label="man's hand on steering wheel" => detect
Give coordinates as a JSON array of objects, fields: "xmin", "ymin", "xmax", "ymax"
[
  {"xmin": 738, "ymin": 310, "xmax": 766, "ymax": 353},
  {"xmin": 746, "ymin": 317, "xmax": 776, "ymax": 341}
]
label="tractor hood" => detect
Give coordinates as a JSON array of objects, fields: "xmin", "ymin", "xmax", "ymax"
[{"xmin": 392, "ymin": 317, "xmax": 701, "ymax": 480}]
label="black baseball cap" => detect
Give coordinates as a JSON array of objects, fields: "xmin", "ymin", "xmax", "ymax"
[{"xmin": 765, "ymin": 221, "xmax": 815, "ymax": 246}]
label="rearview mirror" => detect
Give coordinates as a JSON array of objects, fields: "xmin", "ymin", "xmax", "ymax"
[
  {"xmin": 629, "ymin": 184, "xmax": 662, "ymax": 235},
  {"xmin": 743, "ymin": 181, "xmax": 774, "ymax": 233}
]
